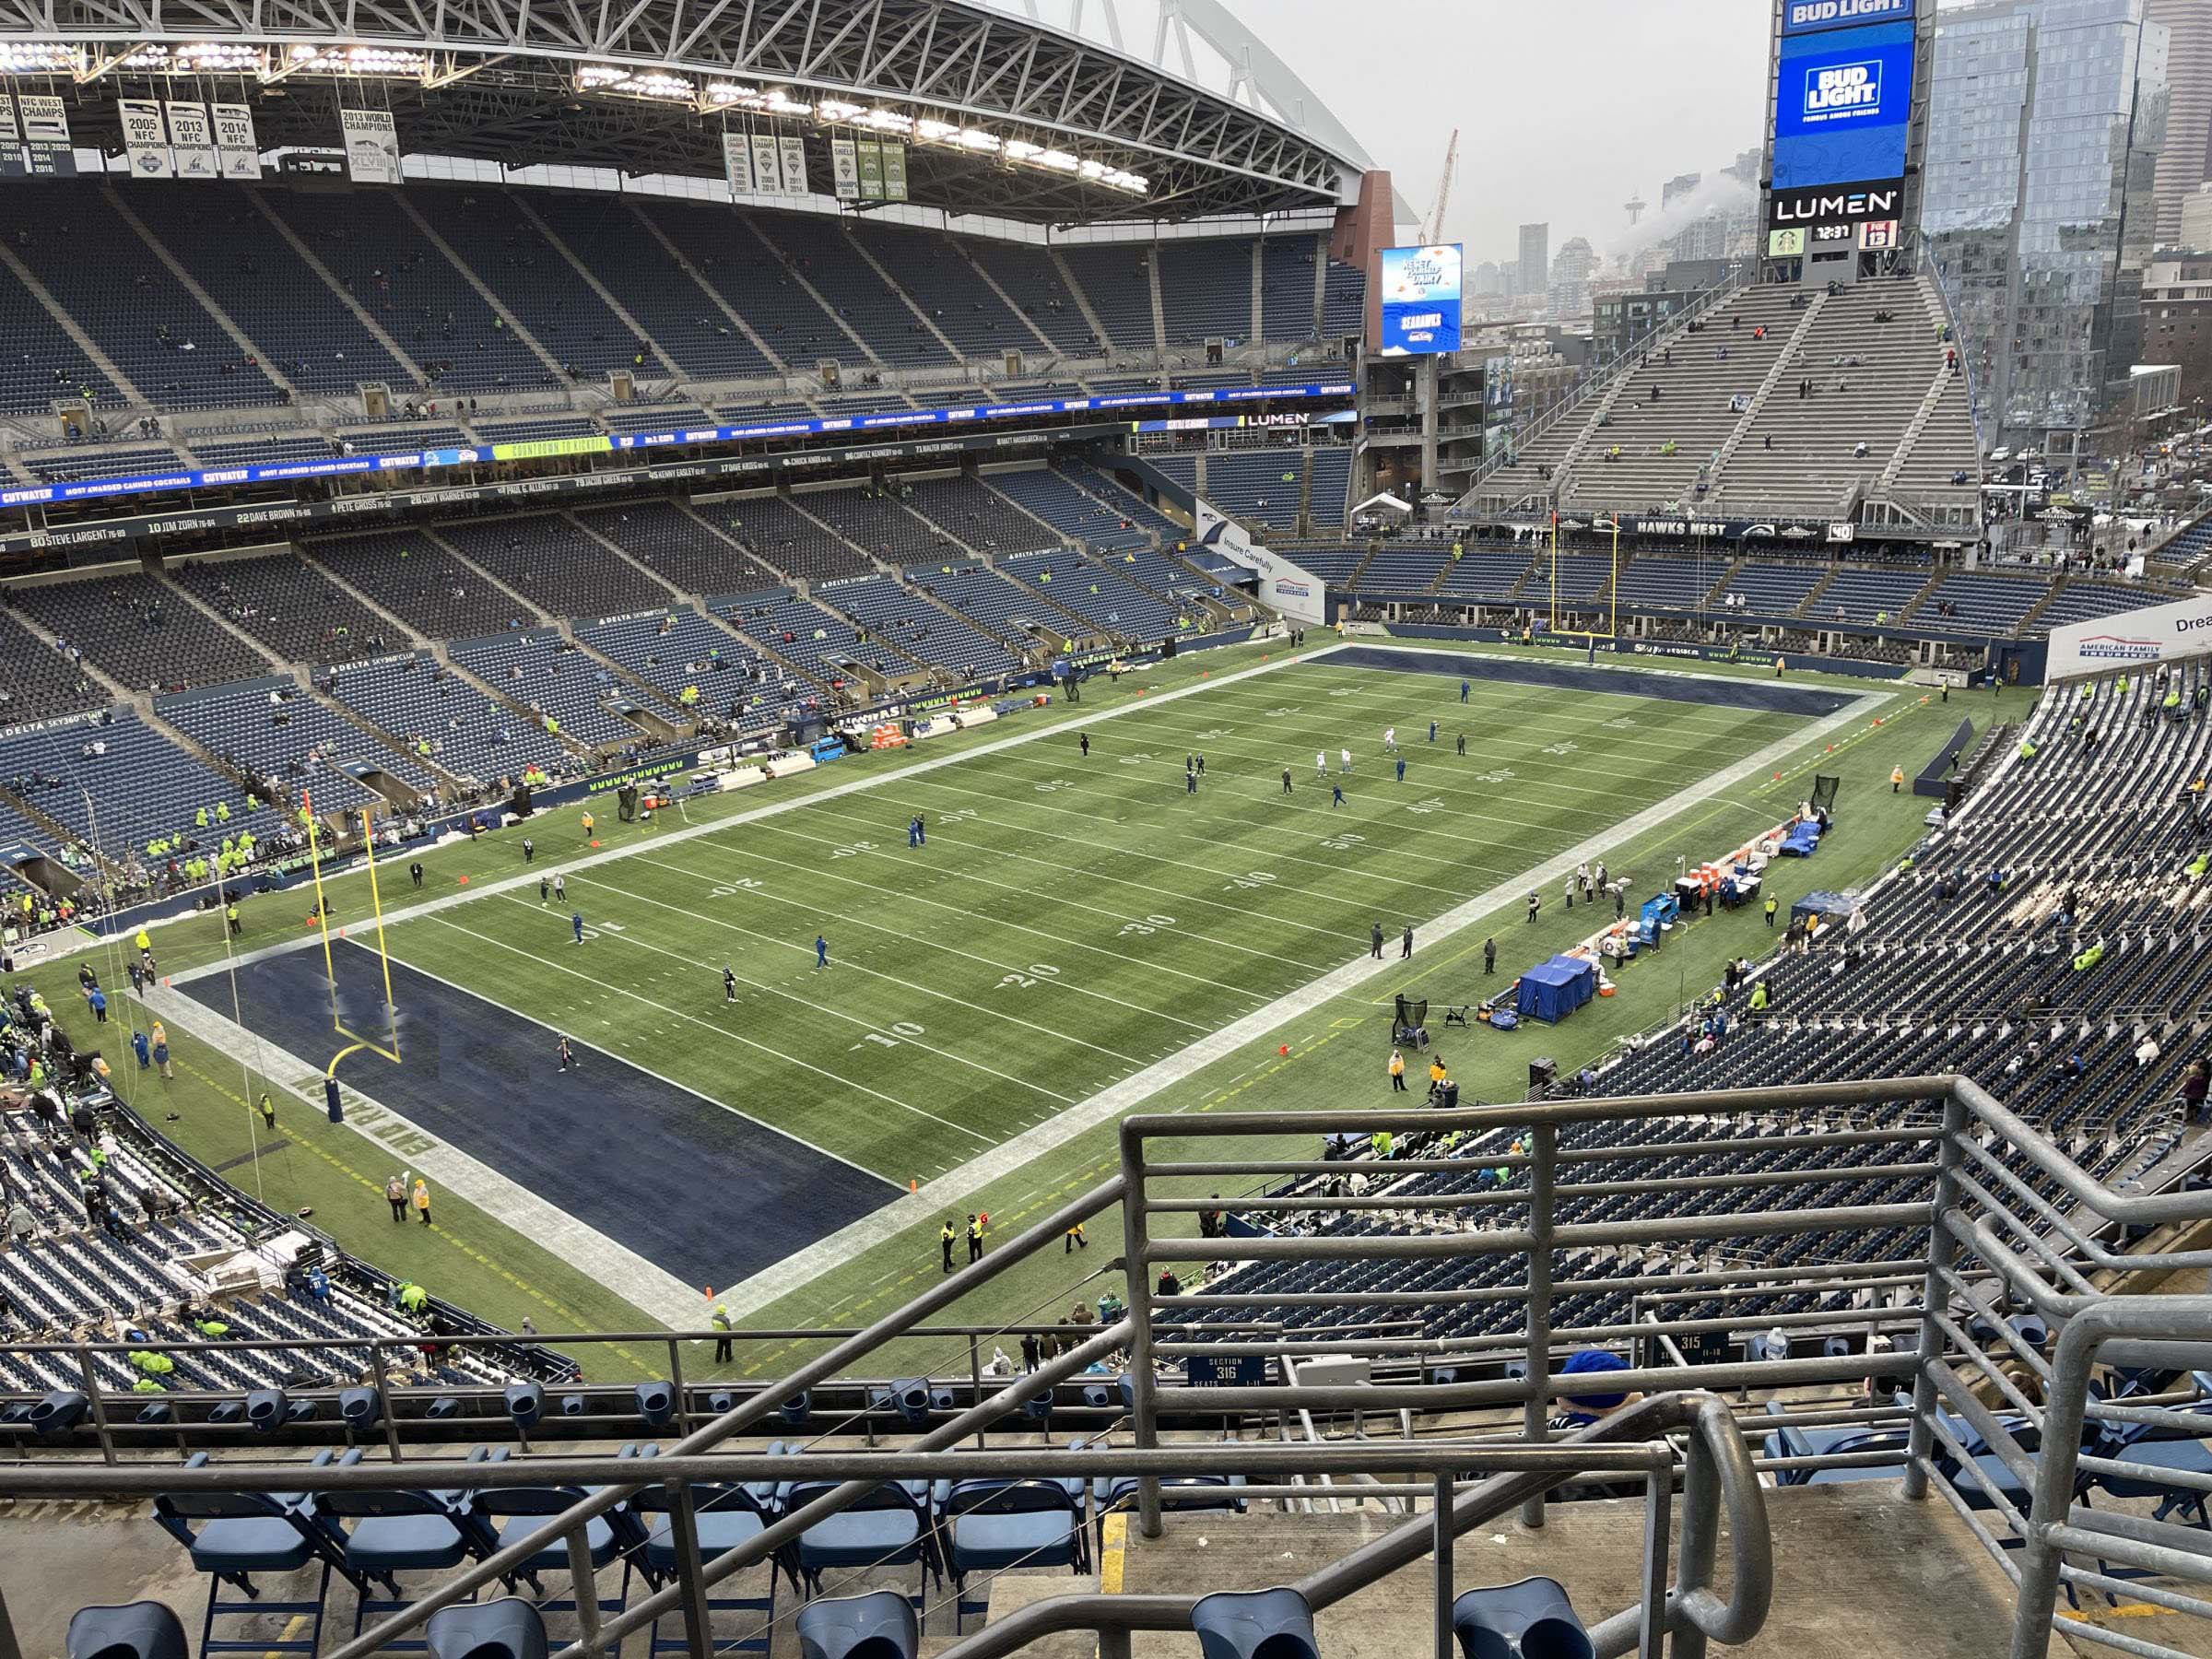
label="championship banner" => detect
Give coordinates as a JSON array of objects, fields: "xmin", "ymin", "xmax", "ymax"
[
  {"xmin": 881, "ymin": 140, "xmax": 908, "ymax": 203},
  {"xmin": 722, "ymin": 130, "xmax": 755, "ymax": 194},
  {"xmin": 830, "ymin": 135, "xmax": 860, "ymax": 200},
  {"xmin": 778, "ymin": 133, "xmax": 808, "ymax": 196},
  {"xmin": 748, "ymin": 134, "xmax": 781, "ymax": 196},
  {"xmin": 119, "ymin": 98, "xmax": 171, "ymax": 179},
  {"xmin": 212, "ymin": 102, "xmax": 260, "ymax": 180},
  {"xmin": 16, "ymin": 93, "xmax": 73, "ymax": 175},
  {"xmin": 164, "ymin": 101, "xmax": 217, "ymax": 178},
  {"xmin": 0, "ymin": 95, "xmax": 19, "ymax": 177},
  {"xmin": 339, "ymin": 107, "xmax": 401, "ymax": 183},
  {"xmin": 855, "ymin": 136, "xmax": 884, "ymax": 201}
]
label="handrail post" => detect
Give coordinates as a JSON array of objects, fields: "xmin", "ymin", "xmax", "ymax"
[
  {"xmin": 1671, "ymin": 1425, "xmax": 1720, "ymax": 1659},
  {"xmin": 1520, "ymin": 1122, "xmax": 1556, "ymax": 1528},
  {"xmin": 1431, "ymin": 1470, "xmax": 1453, "ymax": 1659},
  {"xmin": 1636, "ymin": 1464, "xmax": 1671, "ymax": 1659},
  {"xmin": 1902, "ymin": 1088, "xmax": 1970, "ymax": 1501},
  {"xmin": 371, "ymin": 1345, "xmax": 403, "ymax": 1463},
  {"xmin": 1120, "ymin": 1124, "xmax": 1165, "ymax": 1540},
  {"xmin": 969, "ymin": 1337, "xmax": 986, "ymax": 1450},
  {"xmin": 566, "ymin": 1524, "xmax": 606, "ymax": 1659},
  {"xmin": 75, "ymin": 1343, "xmax": 114, "ymax": 1465},
  {"xmin": 667, "ymin": 1336, "xmax": 688, "ymax": 1438},
  {"xmin": 665, "ymin": 1477, "xmax": 714, "ymax": 1659}
]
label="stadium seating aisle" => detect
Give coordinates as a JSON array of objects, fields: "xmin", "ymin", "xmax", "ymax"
[
  {"xmin": 406, "ymin": 190, "xmax": 665, "ymax": 381},
  {"xmin": 1055, "ymin": 244, "xmax": 1159, "ymax": 352},
  {"xmin": 815, "ymin": 575, "xmax": 1022, "ymax": 683},
  {"xmin": 576, "ymin": 501, "xmax": 775, "ymax": 594},
  {"xmin": 306, "ymin": 530, "xmax": 537, "ymax": 641},
  {"xmin": 573, "ymin": 608, "xmax": 820, "ymax": 732},
  {"xmin": 1260, "ymin": 233, "xmax": 1323, "ymax": 341},
  {"xmin": 711, "ymin": 493, "xmax": 877, "ymax": 584},
  {"xmin": 117, "ymin": 185, "xmax": 417, "ymax": 395},
  {"xmin": 799, "ymin": 483, "xmax": 964, "ymax": 566},
  {"xmin": 450, "ymin": 629, "xmax": 660, "ymax": 749},
  {"xmin": 158, "ymin": 676, "xmax": 437, "ymax": 806},
  {"xmin": 986, "ymin": 466, "xmax": 1153, "ymax": 553},
  {"xmin": 524, "ymin": 191, "xmax": 777, "ymax": 381},
  {"xmin": 900, "ymin": 473, "xmax": 1063, "ymax": 558},
  {"xmin": 998, "ymin": 551, "xmax": 1194, "ymax": 644},
  {"xmin": 433, "ymin": 513, "xmax": 674, "ymax": 619},
  {"xmin": 11, "ymin": 183, "xmax": 283, "ymax": 410},
  {"xmin": 171, "ymin": 552, "xmax": 406, "ymax": 667},
  {"xmin": 260, "ymin": 187, "xmax": 552, "ymax": 394},
  {"xmin": 712, "ymin": 591, "xmax": 915, "ymax": 689},
  {"xmin": 1157, "ymin": 239, "xmax": 1254, "ymax": 345},
  {"xmin": 9, "ymin": 571, "xmax": 270, "ymax": 694},
  {"xmin": 0, "ymin": 707, "xmax": 288, "ymax": 865},
  {"xmin": 753, "ymin": 213, "xmax": 953, "ymax": 369},
  {"xmin": 319, "ymin": 652, "xmax": 569, "ymax": 785}
]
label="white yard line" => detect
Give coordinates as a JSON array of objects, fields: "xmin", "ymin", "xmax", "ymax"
[
  {"xmin": 135, "ymin": 981, "xmax": 712, "ymax": 1326},
  {"xmin": 708, "ymin": 687, "xmax": 1891, "ymax": 1319},
  {"xmin": 495, "ymin": 900, "xmax": 1082, "ymax": 1107},
  {"xmin": 423, "ymin": 912, "xmax": 998, "ymax": 1149},
  {"xmin": 169, "ymin": 641, "xmax": 1335, "ymax": 989}
]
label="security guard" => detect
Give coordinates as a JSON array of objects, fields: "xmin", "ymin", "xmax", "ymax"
[{"xmin": 941, "ymin": 1218, "xmax": 957, "ymax": 1274}]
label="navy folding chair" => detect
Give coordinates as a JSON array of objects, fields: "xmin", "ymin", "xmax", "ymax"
[
  {"xmin": 469, "ymin": 1474, "xmax": 627, "ymax": 1625},
  {"xmin": 784, "ymin": 1478, "xmax": 941, "ymax": 1610},
  {"xmin": 314, "ymin": 1453, "xmax": 506, "ymax": 1650},
  {"xmin": 627, "ymin": 1480, "xmax": 783, "ymax": 1657},
  {"xmin": 154, "ymin": 1461, "xmax": 358, "ymax": 1659},
  {"xmin": 933, "ymin": 1478, "xmax": 1088, "ymax": 1630}
]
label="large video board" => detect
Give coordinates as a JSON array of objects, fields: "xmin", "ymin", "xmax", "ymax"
[
  {"xmin": 1771, "ymin": 18, "xmax": 1915, "ymax": 194},
  {"xmin": 1781, "ymin": 0, "xmax": 1913, "ymax": 36},
  {"xmin": 1376, "ymin": 243, "xmax": 1464, "ymax": 357}
]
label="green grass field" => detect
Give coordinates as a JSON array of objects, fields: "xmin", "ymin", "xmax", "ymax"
[{"xmin": 29, "ymin": 638, "xmax": 2020, "ymax": 1382}]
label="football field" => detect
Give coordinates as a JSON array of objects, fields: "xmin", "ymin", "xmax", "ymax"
[{"xmin": 166, "ymin": 645, "xmax": 1867, "ymax": 1320}]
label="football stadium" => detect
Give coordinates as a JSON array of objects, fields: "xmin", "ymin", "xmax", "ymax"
[{"xmin": 0, "ymin": 1, "xmax": 2207, "ymax": 1656}]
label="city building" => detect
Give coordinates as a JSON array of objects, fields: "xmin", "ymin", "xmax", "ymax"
[
  {"xmin": 1470, "ymin": 260, "xmax": 1507, "ymax": 299},
  {"xmin": 1661, "ymin": 171, "xmax": 1702, "ymax": 211},
  {"xmin": 1517, "ymin": 222, "xmax": 1549, "ymax": 298},
  {"xmin": 2150, "ymin": 0, "xmax": 2212, "ymax": 246},
  {"xmin": 1923, "ymin": 0, "xmax": 2170, "ymax": 449},
  {"xmin": 2184, "ymin": 182, "xmax": 2212, "ymax": 249},
  {"xmin": 1549, "ymin": 235, "xmax": 1595, "ymax": 316},
  {"xmin": 2140, "ymin": 252, "xmax": 2212, "ymax": 401}
]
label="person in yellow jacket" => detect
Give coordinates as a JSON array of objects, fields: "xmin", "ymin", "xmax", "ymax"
[
  {"xmin": 412, "ymin": 1178, "xmax": 432, "ymax": 1227},
  {"xmin": 1429, "ymin": 1056, "xmax": 1448, "ymax": 1088},
  {"xmin": 1890, "ymin": 765, "xmax": 1904, "ymax": 794},
  {"xmin": 1388, "ymin": 1049, "xmax": 1407, "ymax": 1092}
]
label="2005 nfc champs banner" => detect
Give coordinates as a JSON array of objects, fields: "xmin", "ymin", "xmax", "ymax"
[{"xmin": 723, "ymin": 128, "xmax": 827, "ymax": 197}]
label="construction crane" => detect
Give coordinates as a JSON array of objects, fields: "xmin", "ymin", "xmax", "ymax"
[{"xmin": 1424, "ymin": 128, "xmax": 1459, "ymax": 246}]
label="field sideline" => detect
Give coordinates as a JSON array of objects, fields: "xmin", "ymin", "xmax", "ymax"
[{"xmin": 28, "ymin": 637, "xmax": 2005, "ymax": 1371}]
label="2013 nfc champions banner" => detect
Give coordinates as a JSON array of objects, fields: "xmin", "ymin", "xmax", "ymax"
[
  {"xmin": 1374, "ymin": 243, "xmax": 1463, "ymax": 357},
  {"xmin": 165, "ymin": 101, "xmax": 217, "ymax": 179}
]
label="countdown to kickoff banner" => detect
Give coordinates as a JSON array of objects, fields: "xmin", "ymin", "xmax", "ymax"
[
  {"xmin": 339, "ymin": 107, "xmax": 401, "ymax": 183},
  {"xmin": 165, "ymin": 101, "xmax": 217, "ymax": 178},
  {"xmin": 119, "ymin": 98, "xmax": 171, "ymax": 178},
  {"xmin": 212, "ymin": 102, "xmax": 260, "ymax": 180}
]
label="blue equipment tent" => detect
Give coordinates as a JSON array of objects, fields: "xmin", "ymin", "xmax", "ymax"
[{"xmin": 1515, "ymin": 955, "xmax": 1599, "ymax": 1024}]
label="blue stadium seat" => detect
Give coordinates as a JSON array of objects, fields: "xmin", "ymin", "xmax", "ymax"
[
  {"xmin": 154, "ymin": 1457, "xmax": 353, "ymax": 1659},
  {"xmin": 66, "ymin": 1601, "xmax": 189, "ymax": 1659},
  {"xmin": 424, "ymin": 1598, "xmax": 547, "ymax": 1659},
  {"xmin": 1190, "ymin": 1586, "xmax": 1318, "ymax": 1659},
  {"xmin": 795, "ymin": 1590, "xmax": 918, "ymax": 1659},
  {"xmin": 935, "ymin": 1477, "xmax": 1088, "ymax": 1630},
  {"xmin": 1452, "ymin": 1579, "xmax": 1593, "ymax": 1659},
  {"xmin": 783, "ymin": 1477, "xmax": 940, "ymax": 1606},
  {"xmin": 627, "ymin": 1478, "xmax": 782, "ymax": 1658}
]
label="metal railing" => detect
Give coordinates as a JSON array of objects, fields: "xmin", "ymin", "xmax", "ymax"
[{"xmin": 6, "ymin": 1072, "xmax": 2212, "ymax": 1659}]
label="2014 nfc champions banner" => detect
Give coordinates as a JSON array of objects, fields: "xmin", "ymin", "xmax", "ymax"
[{"xmin": 1374, "ymin": 243, "xmax": 1463, "ymax": 357}]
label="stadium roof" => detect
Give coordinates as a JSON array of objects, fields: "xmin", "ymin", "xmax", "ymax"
[{"xmin": 0, "ymin": 0, "xmax": 1373, "ymax": 222}]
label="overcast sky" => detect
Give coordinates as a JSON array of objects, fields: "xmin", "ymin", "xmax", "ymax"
[{"xmin": 1221, "ymin": 0, "xmax": 1773, "ymax": 264}]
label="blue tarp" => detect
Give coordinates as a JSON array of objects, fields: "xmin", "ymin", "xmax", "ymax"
[
  {"xmin": 1515, "ymin": 955, "xmax": 1599, "ymax": 1023},
  {"xmin": 1780, "ymin": 821, "xmax": 1822, "ymax": 857}
]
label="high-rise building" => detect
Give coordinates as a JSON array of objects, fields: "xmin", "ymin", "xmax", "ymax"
[
  {"xmin": 1470, "ymin": 260, "xmax": 1506, "ymax": 299},
  {"xmin": 1517, "ymin": 223, "xmax": 1549, "ymax": 297},
  {"xmin": 1548, "ymin": 235, "xmax": 1596, "ymax": 315},
  {"xmin": 2150, "ymin": 0, "xmax": 2212, "ymax": 246},
  {"xmin": 2184, "ymin": 182, "xmax": 2212, "ymax": 248},
  {"xmin": 1661, "ymin": 171, "xmax": 1702, "ymax": 211},
  {"xmin": 1923, "ymin": 0, "xmax": 2169, "ymax": 445}
]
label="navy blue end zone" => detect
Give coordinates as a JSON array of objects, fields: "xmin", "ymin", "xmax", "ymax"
[
  {"xmin": 1334, "ymin": 645, "xmax": 1863, "ymax": 719},
  {"xmin": 182, "ymin": 941, "xmax": 898, "ymax": 1289}
]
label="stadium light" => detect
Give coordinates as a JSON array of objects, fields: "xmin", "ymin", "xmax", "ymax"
[
  {"xmin": 278, "ymin": 43, "xmax": 429, "ymax": 78},
  {"xmin": 0, "ymin": 42, "xmax": 78, "ymax": 74},
  {"xmin": 576, "ymin": 63, "xmax": 695, "ymax": 103}
]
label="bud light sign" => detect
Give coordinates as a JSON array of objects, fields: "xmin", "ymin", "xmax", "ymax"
[
  {"xmin": 1772, "ymin": 20, "xmax": 1914, "ymax": 191},
  {"xmin": 1782, "ymin": 0, "xmax": 1912, "ymax": 34},
  {"xmin": 1377, "ymin": 243, "xmax": 1463, "ymax": 358}
]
